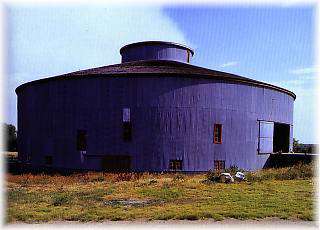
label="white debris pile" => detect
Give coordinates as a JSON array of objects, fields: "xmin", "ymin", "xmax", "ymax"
[
  {"xmin": 217, "ymin": 171, "xmax": 246, "ymax": 183},
  {"xmin": 235, "ymin": 172, "xmax": 245, "ymax": 181},
  {"xmin": 220, "ymin": 173, "xmax": 234, "ymax": 183}
]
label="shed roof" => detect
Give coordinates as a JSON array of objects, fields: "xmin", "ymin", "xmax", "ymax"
[{"xmin": 15, "ymin": 60, "xmax": 296, "ymax": 99}]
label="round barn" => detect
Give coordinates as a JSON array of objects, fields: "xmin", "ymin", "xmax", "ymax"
[{"xmin": 16, "ymin": 41, "xmax": 295, "ymax": 172}]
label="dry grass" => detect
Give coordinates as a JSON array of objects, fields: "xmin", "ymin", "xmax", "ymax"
[
  {"xmin": 4, "ymin": 152, "xmax": 18, "ymax": 160},
  {"xmin": 6, "ymin": 165, "xmax": 316, "ymax": 223}
]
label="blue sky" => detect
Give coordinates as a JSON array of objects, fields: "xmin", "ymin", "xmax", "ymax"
[{"xmin": 6, "ymin": 4, "xmax": 316, "ymax": 143}]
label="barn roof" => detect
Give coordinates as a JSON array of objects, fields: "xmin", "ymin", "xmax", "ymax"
[{"xmin": 15, "ymin": 60, "xmax": 296, "ymax": 99}]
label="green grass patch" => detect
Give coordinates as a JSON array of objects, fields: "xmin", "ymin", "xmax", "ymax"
[
  {"xmin": 6, "ymin": 164, "xmax": 315, "ymax": 223},
  {"xmin": 138, "ymin": 183, "xmax": 183, "ymax": 201}
]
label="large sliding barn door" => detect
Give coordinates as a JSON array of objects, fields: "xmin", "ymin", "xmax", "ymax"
[{"xmin": 258, "ymin": 121, "xmax": 274, "ymax": 154}]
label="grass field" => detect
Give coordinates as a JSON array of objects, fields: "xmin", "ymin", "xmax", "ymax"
[{"xmin": 6, "ymin": 163, "xmax": 316, "ymax": 223}]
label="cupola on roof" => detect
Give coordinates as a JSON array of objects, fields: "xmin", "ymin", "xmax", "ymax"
[{"xmin": 120, "ymin": 41, "xmax": 194, "ymax": 63}]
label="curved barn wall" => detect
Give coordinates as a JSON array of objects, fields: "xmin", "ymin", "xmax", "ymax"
[{"xmin": 17, "ymin": 76, "xmax": 294, "ymax": 171}]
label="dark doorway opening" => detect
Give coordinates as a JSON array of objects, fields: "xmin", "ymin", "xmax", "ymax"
[
  {"xmin": 273, "ymin": 123, "xmax": 290, "ymax": 153},
  {"xmin": 101, "ymin": 155, "xmax": 131, "ymax": 172}
]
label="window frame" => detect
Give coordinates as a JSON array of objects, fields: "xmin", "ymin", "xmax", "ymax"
[
  {"xmin": 169, "ymin": 159, "xmax": 183, "ymax": 171},
  {"xmin": 214, "ymin": 160, "xmax": 225, "ymax": 171},
  {"xmin": 213, "ymin": 124, "xmax": 222, "ymax": 144}
]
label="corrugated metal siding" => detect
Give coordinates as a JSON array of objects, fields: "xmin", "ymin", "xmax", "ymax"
[{"xmin": 17, "ymin": 76, "xmax": 294, "ymax": 171}]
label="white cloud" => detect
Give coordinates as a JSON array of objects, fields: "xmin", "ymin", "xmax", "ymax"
[
  {"xmin": 219, "ymin": 61, "xmax": 238, "ymax": 68},
  {"xmin": 289, "ymin": 67, "xmax": 317, "ymax": 75},
  {"xmin": 274, "ymin": 66, "xmax": 318, "ymax": 90},
  {"xmin": 6, "ymin": 5, "xmax": 190, "ymax": 125},
  {"xmin": 282, "ymin": 80, "xmax": 304, "ymax": 86},
  {"xmin": 271, "ymin": 78, "xmax": 313, "ymax": 93},
  {"xmin": 8, "ymin": 5, "xmax": 189, "ymax": 77}
]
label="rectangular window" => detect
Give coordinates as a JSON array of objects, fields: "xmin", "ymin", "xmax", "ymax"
[
  {"xmin": 169, "ymin": 160, "xmax": 183, "ymax": 171},
  {"xmin": 77, "ymin": 130, "xmax": 87, "ymax": 151},
  {"xmin": 214, "ymin": 160, "xmax": 225, "ymax": 171},
  {"xmin": 123, "ymin": 108, "xmax": 130, "ymax": 122},
  {"xmin": 214, "ymin": 124, "xmax": 222, "ymax": 144},
  {"xmin": 123, "ymin": 108, "xmax": 132, "ymax": 142},
  {"xmin": 123, "ymin": 122, "xmax": 132, "ymax": 142},
  {"xmin": 45, "ymin": 156, "xmax": 52, "ymax": 165}
]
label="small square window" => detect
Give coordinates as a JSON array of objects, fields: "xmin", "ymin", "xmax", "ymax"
[
  {"xmin": 214, "ymin": 124, "xmax": 222, "ymax": 144},
  {"xmin": 214, "ymin": 160, "xmax": 225, "ymax": 171},
  {"xmin": 169, "ymin": 160, "xmax": 183, "ymax": 171},
  {"xmin": 45, "ymin": 156, "xmax": 52, "ymax": 165}
]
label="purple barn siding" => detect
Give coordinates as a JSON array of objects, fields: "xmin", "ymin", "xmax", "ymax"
[{"xmin": 17, "ymin": 76, "xmax": 294, "ymax": 171}]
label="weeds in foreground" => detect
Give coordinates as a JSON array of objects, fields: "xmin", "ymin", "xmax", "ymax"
[
  {"xmin": 6, "ymin": 163, "xmax": 315, "ymax": 223},
  {"xmin": 246, "ymin": 162, "xmax": 314, "ymax": 182},
  {"xmin": 205, "ymin": 162, "xmax": 314, "ymax": 183}
]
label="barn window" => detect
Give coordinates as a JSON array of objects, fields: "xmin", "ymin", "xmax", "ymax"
[
  {"xmin": 77, "ymin": 130, "xmax": 87, "ymax": 151},
  {"xmin": 214, "ymin": 124, "xmax": 222, "ymax": 144},
  {"xmin": 169, "ymin": 160, "xmax": 183, "ymax": 171},
  {"xmin": 123, "ymin": 108, "xmax": 132, "ymax": 142},
  {"xmin": 123, "ymin": 108, "xmax": 130, "ymax": 122},
  {"xmin": 45, "ymin": 156, "xmax": 52, "ymax": 165},
  {"xmin": 214, "ymin": 160, "xmax": 225, "ymax": 171}
]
